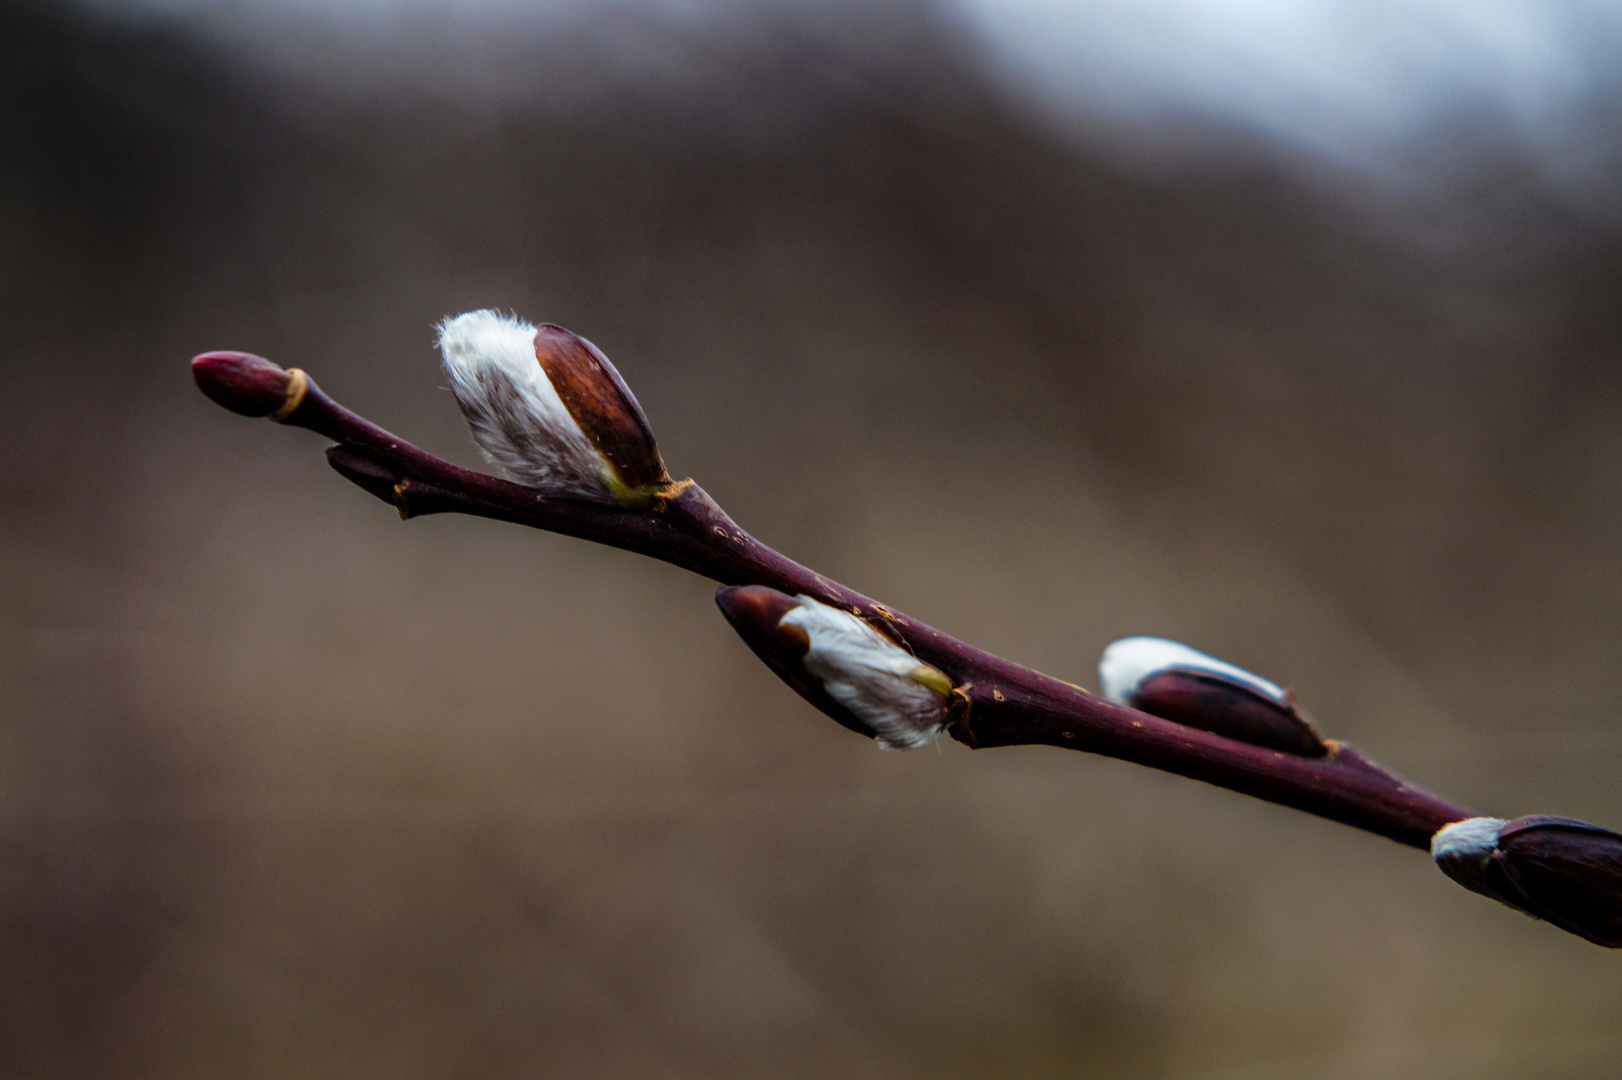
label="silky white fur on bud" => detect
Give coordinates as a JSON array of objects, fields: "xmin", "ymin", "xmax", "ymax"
[
  {"xmin": 438, "ymin": 309, "xmax": 623, "ymax": 504},
  {"xmin": 1431, "ymin": 816, "xmax": 1509, "ymax": 899},
  {"xmin": 1099, "ymin": 636, "xmax": 1287, "ymax": 707},
  {"xmin": 780, "ymin": 596, "xmax": 952, "ymax": 750}
]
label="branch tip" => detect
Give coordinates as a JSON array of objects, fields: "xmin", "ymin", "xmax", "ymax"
[
  {"xmin": 192, "ymin": 351, "xmax": 305, "ymax": 419},
  {"xmin": 1434, "ymin": 815, "xmax": 1622, "ymax": 947}
]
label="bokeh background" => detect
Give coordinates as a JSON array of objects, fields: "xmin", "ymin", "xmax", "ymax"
[{"xmin": 5, "ymin": 0, "xmax": 1622, "ymax": 1076}]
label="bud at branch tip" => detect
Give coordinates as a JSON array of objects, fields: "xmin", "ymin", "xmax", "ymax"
[
  {"xmin": 1433, "ymin": 815, "xmax": 1622, "ymax": 947},
  {"xmin": 191, "ymin": 351, "xmax": 309, "ymax": 421}
]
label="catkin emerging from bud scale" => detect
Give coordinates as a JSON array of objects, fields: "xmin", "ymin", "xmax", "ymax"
[
  {"xmin": 1433, "ymin": 815, "xmax": 1622, "ymax": 947},
  {"xmin": 716, "ymin": 586, "xmax": 953, "ymax": 750},
  {"xmin": 1099, "ymin": 636, "xmax": 1325, "ymax": 756},
  {"xmin": 438, "ymin": 310, "xmax": 669, "ymax": 507}
]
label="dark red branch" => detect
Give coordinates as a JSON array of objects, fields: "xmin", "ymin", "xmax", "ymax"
[{"xmin": 193, "ymin": 350, "xmax": 1477, "ymax": 850}]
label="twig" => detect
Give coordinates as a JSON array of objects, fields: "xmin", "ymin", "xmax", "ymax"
[{"xmin": 190, "ymin": 332, "xmax": 1622, "ymax": 947}]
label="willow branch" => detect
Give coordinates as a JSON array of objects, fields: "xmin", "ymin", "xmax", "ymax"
[
  {"xmin": 190, "ymin": 337, "xmax": 1622, "ymax": 947},
  {"xmin": 194, "ymin": 350, "xmax": 1474, "ymax": 847}
]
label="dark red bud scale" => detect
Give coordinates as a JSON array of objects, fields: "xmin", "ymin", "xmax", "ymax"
[
  {"xmin": 191, "ymin": 351, "xmax": 307, "ymax": 419},
  {"xmin": 534, "ymin": 325, "xmax": 669, "ymax": 493},
  {"xmin": 1131, "ymin": 668, "xmax": 1327, "ymax": 758},
  {"xmin": 1486, "ymin": 816, "xmax": 1622, "ymax": 948}
]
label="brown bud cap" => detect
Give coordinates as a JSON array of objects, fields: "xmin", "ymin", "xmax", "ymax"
[
  {"xmin": 1485, "ymin": 816, "xmax": 1622, "ymax": 948},
  {"xmin": 715, "ymin": 585, "xmax": 879, "ymax": 741},
  {"xmin": 534, "ymin": 325, "xmax": 669, "ymax": 498},
  {"xmin": 191, "ymin": 351, "xmax": 307, "ymax": 420},
  {"xmin": 1132, "ymin": 669, "xmax": 1327, "ymax": 757}
]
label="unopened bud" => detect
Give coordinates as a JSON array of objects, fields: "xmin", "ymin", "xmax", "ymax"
[
  {"xmin": 191, "ymin": 351, "xmax": 308, "ymax": 420},
  {"xmin": 716, "ymin": 586, "xmax": 953, "ymax": 750},
  {"xmin": 437, "ymin": 310, "xmax": 670, "ymax": 507},
  {"xmin": 1433, "ymin": 815, "xmax": 1622, "ymax": 947},
  {"xmin": 1098, "ymin": 636, "xmax": 1326, "ymax": 757}
]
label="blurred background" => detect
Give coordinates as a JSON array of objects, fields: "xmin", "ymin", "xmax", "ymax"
[{"xmin": 5, "ymin": 0, "xmax": 1622, "ymax": 1076}]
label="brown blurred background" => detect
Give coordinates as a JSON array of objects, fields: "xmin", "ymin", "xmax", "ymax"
[{"xmin": 4, "ymin": 0, "xmax": 1622, "ymax": 1076}]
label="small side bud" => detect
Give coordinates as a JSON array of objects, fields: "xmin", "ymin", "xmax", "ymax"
[
  {"xmin": 1434, "ymin": 815, "xmax": 1622, "ymax": 948},
  {"xmin": 191, "ymin": 351, "xmax": 308, "ymax": 420},
  {"xmin": 1098, "ymin": 636, "xmax": 1326, "ymax": 756},
  {"xmin": 437, "ymin": 310, "xmax": 670, "ymax": 507},
  {"xmin": 716, "ymin": 586, "xmax": 952, "ymax": 750}
]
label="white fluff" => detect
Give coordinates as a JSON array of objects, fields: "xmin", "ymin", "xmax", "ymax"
[
  {"xmin": 780, "ymin": 596, "xmax": 951, "ymax": 750},
  {"xmin": 1098, "ymin": 636, "xmax": 1287, "ymax": 706},
  {"xmin": 437, "ymin": 309, "xmax": 616, "ymax": 502},
  {"xmin": 1431, "ymin": 816, "xmax": 1507, "ymax": 899}
]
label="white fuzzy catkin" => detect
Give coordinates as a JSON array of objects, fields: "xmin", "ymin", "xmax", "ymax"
[
  {"xmin": 1098, "ymin": 636, "xmax": 1287, "ymax": 706},
  {"xmin": 780, "ymin": 596, "xmax": 951, "ymax": 750},
  {"xmin": 1431, "ymin": 816, "xmax": 1508, "ymax": 899},
  {"xmin": 437, "ymin": 309, "xmax": 618, "ymax": 503}
]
